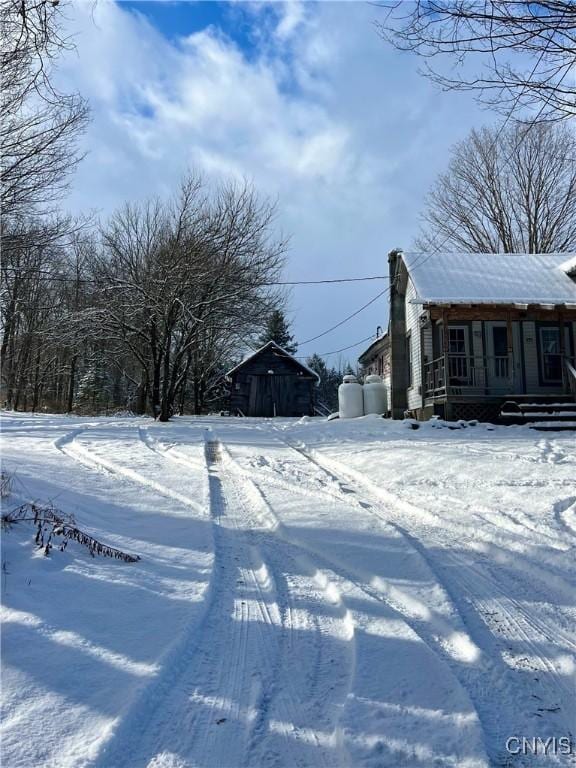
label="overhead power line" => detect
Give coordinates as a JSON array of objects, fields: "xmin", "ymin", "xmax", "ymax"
[
  {"xmin": 296, "ymin": 333, "xmax": 376, "ymax": 359},
  {"xmin": 300, "ymin": 43, "xmax": 572, "ymax": 354},
  {"xmin": 270, "ymin": 275, "xmax": 388, "ymax": 285},
  {"xmin": 1, "ymin": 267, "xmax": 388, "ymax": 287},
  {"xmin": 297, "ymin": 287, "xmax": 389, "ymax": 347}
]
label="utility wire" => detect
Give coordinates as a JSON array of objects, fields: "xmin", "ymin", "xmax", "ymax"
[
  {"xmin": 297, "ymin": 287, "xmax": 389, "ymax": 346},
  {"xmin": 302, "ymin": 62, "xmax": 571, "ymax": 358},
  {"xmin": 301, "ymin": 41, "xmax": 572, "ymax": 352},
  {"xmin": 270, "ymin": 275, "xmax": 388, "ymax": 285},
  {"xmin": 1, "ymin": 267, "xmax": 389, "ymax": 287},
  {"xmin": 295, "ymin": 333, "xmax": 377, "ymax": 359}
]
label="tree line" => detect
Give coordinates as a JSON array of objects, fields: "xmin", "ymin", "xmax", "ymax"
[{"xmin": 2, "ymin": 176, "xmax": 291, "ymax": 419}]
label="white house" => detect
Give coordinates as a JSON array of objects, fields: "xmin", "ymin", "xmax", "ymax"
[{"xmin": 360, "ymin": 250, "xmax": 576, "ymax": 422}]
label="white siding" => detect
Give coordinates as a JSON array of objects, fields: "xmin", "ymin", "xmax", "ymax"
[
  {"xmin": 422, "ymin": 325, "xmax": 433, "ymax": 360},
  {"xmin": 523, "ymin": 320, "xmax": 545, "ymax": 393},
  {"xmin": 383, "ymin": 373, "xmax": 391, "ymax": 414},
  {"xmin": 405, "ymin": 278, "xmax": 423, "ymax": 410}
]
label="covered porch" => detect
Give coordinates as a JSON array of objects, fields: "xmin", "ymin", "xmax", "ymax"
[
  {"xmin": 421, "ymin": 304, "xmax": 576, "ymax": 411},
  {"xmin": 423, "ymin": 352, "xmax": 576, "ymax": 401}
]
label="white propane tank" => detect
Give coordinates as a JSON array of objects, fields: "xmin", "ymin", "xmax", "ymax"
[
  {"xmin": 363, "ymin": 374, "xmax": 387, "ymax": 415},
  {"xmin": 338, "ymin": 374, "xmax": 364, "ymax": 418}
]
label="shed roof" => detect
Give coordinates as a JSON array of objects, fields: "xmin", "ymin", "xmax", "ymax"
[
  {"xmin": 402, "ymin": 251, "xmax": 576, "ymax": 307},
  {"xmin": 225, "ymin": 341, "xmax": 320, "ymax": 382}
]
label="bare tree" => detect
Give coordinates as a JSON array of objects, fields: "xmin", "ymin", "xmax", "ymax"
[
  {"xmin": 377, "ymin": 1, "xmax": 576, "ymax": 122},
  {"xmin": 0, "ymin": 217, "xmax": 90, "ymax": 410},
  {"xmin": 417, "ymin": 121, "xmax": 576, "ymax": 253},
  {"xmin": 1, "ymin": 0, "xmax": 93, "ymax": 411},
  {"xmin": 1, "ymin": 0, "xmax": 89, "ymax": 222},
  {"xmin": 1, "ymin": 172, "xmax": 288, "ymax": 418},
  {"xmin": 94, "ymin": 175, "xmax": 286, "ymax": 421}
]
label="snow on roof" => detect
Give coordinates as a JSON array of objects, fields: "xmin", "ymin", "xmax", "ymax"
[
  {"xmin": 560, "ymin": 254, "xmax": 576, "ymax": 275},
  {"xmin": 402, "ymin": 251, "xmax": 576, "ymax": 306},
  {"xmin": 358, "ymin": 333, "xmax": 388, "ymax": 362},
  {"xmin": 225, "ymin": 341, "xmax": 321, "ymax": 382}
]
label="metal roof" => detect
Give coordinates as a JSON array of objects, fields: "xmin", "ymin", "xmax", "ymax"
[
  {"xmin": 225, "ymin": 341, "xmax": 321, "ymax": 382},
  {"xmin": 402, "ymin": 251, "xmax": 576, "ymax": 307}
]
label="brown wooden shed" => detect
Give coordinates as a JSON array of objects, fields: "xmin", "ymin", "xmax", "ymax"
[{"xmin": 226, "ymin": 341, "xmax": 319, "ymax": 417}]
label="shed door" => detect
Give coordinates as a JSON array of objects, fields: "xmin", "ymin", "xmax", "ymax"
[
  {"xmin": 247, "ymin": 375, "xmax": 263, "ymax": 416},
  {"xmin": 270, "ymin": 375, "xmax": 294, "ymax": 416},
  {"xmin": 247, "ymin": 375, "xmax": 295, "ymax": 417}
]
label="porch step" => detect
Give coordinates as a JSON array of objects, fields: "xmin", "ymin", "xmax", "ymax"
[{"xmin": 499, "ymin": 400, "xmax": 576, "ymax": 430}]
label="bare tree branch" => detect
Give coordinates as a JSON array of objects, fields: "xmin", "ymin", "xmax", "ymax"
[
  {"xmin": 376, "ymin": 1, "xmax": 576, "ymax": 122},
  {"xmin": 416, "ymin": 121, "xmax": 576, "ymax": 252}
]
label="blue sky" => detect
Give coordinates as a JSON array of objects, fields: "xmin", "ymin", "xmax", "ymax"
[
  {"xmin": 60, "ymin": 1, "xmax": 488, "ymax": 364},
  {"xmin": 121, "ymin": 1, "xmax": 258, "ymax": 52}
]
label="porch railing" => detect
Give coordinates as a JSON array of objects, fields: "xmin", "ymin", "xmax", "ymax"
[
  {"xmin": 425, "ymin": 354, "xmax": 576, "ymax": 399},
  {"xmin": 424, "ymin": 354, "xmax": 514, "ymax": 398},
  {"xmin": 564, "ymin": 357, "xmax": 576, "ymax": 398}
]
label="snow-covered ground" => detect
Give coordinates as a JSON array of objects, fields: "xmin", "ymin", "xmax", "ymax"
[{"xmin": 1, "ymin": 412, "xmax": 575, "ymax": 768}]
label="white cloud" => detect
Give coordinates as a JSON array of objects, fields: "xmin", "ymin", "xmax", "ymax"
[
  {"xmin": 275, "ymin": 0, "xmax": 306, "ymax": 41},
  {"xmin": 59, "ymin": 0, "xmax": 485, "ymax": 358}
]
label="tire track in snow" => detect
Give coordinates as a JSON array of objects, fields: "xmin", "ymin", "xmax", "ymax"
[
  {"xmin": 536, "ymin": 438, "xmax": 569, "ymax": 465},
  {"xmin": 216, "ymin": 440, "xmax": 355, "ymax": 768},
  {"xmin": 217, "ymin": 437, "xmax": 493, "ymax": 767},
  {"xmin": 553, "ymin": 497, "xmax": 576, "ymax": 542},
  {"xmin": 51, "ymin": 423, "xmax": 220, "ymax": 768},
  {"xmin": 54, "ymin": 425, "xmax": 204, "ymax": 515},
  {"xmin": 92, "ymin": 433, "xmax": 277, "ymax": 768},
  {"xmin": 279, "ymin": 437, "xmax": 576, "ymax": 642},
  {"xmin": 264, "ymin": 434, "xmax": 575, "ymax": 767},
  {"xmin": 123, "ymin": 428, "xmax": 354, "ymax": 768}
]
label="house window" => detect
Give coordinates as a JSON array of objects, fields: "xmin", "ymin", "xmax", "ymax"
[
  {"xmin": 540, "ymin": 328, "xmax": 562, "ymax": 382},
  {"xmin": 448, "ymin": 327, "xmax": 466, "ymax": 355},
  {"xmin": 447, "ymin": 326, "xmax": 469, "ymax": 381},
  {"xmin": 406, "ymin": 333, "xmax": 412, "ymax": 388}
]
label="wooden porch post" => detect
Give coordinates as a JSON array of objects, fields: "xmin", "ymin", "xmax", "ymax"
[
  {"xmin": 442, "ymin": 309, "xmax": 449, "ymax": 397},
  {"xmin": 559, "ymin": 310, "xmax": 566, "ymax": 391},
  {"xmin": 420, "ymin": 326, "xmax": 425, "ymax": 410},
  {"xmin": 506, "ymin": 311, "xmax": 513, "ymax": 385}
]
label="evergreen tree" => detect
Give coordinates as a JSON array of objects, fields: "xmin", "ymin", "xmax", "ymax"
[
  {"xmin": 306, "ymin": 353, "xmax": 341, "ymax": 412},
  {"xmin": 74, "ymin": 362, "xmax": 112, "ymax": 414},
  {"xmin": 259, "ymin": 309, "xmax": 297, "ymax": 354},
  {"xmin": 343, "ymin": 362, "xmax": 355, "ymax": 376}
]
